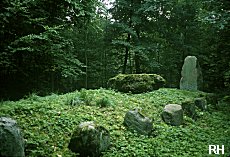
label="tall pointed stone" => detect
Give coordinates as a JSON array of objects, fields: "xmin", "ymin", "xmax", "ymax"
[{"xmin": 180, "ymin": 56, "xmax": 203, "ymax": 91}]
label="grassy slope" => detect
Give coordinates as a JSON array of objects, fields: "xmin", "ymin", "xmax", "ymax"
[{"xmin": 0, "ymin": 88, "xmax": 229, "ymax": 157}]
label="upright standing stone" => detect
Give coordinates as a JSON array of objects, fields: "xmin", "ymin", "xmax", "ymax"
[
  {"xmin": 0, "ymin": 117, "xmax": 25, "ymax": 157},
  {"xmin": 180, "ymin": 56, "xmax": 203, "ymax": 91}
]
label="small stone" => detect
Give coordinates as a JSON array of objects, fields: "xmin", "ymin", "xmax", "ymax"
[
  {"xmin": 181, "ymin": 100, "xmax": 197, "ymax": 119},
  {"xmin": 205, "ymin": 93, "xmax": 218, "ymax": 106},
  {"xmin": 194, "ymin": 97, "xmax": 207, "ymax": 111},
  {"xmin": 162, "ymin": 104, "xmax": 183, "ymax": 126},
  {"xmin": 124, "ymin": 109, "xmax": 153, "ymax": 135}
]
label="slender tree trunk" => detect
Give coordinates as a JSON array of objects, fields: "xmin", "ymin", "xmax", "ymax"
[
  {"xmin": 129, "ymin": 50, "xmax": 133, "ymax": 73},
  {"xmin": 85, "ymin": 25, "xmax": 88, "ymax": 89},
  {"xmin": 135, "ymin": 29, "xmax": 141, "ymax": 74},
  {"xmin": 101, "ymin": 49, "xmax": 104, "ymax": 87},
  {"xmin": 51, "ymin": 71, "xmax": 54, "ymax": 92},
  {"xmin": 104, "ymin": 49, "xmax": 107, "ymax": 87},
  {"xmin": 157, "ymin": 44, "xmax": 160, "ymax": 64},
  {"xmin": 122, "ymin": 47, "xmax": 129, "ymax": 74},
  {"xmin": 85, "ymin": 50, "xmax": 88, "ymax": 88},
  {"xmin": 134, "ymin": 51, "xmax": 141, "ymax": 74},
  {"xmin": 122, "ymin": 34, "xmax": 130, "ymax": 74},
  {"xmin": 122, "ymin": 0, "xmax": 134, "ymax": 74}
]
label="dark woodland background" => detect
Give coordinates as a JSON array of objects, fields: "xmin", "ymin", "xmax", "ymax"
[{"xmin": 0, "ymin": 0, "xmax": 229, "ymax": 100}]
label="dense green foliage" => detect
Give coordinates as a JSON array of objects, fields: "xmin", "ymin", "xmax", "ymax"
[
  {"xmin": 107, "ymin": 0, "xmax": 230, "ymax": 90},
  {"xmin": 0, "ymin": 88, "xmax": 229, "ymax": 156},
  {"xmin": 108, "ymin": 74, "xmax": 165, "ymax": 93},
  {"xmin": 0, "ymin": 0, "xmax": 99, "ymax": 98},
  {"xmin": 0, "ymin": 0, "xmax": 229, "ymax": 99},
  {"xmin": 0, "ymin": 1, "xmax": 229, "ymax": 156}
]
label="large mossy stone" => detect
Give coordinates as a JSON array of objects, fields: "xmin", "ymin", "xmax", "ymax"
[
  {"xmin": 180, "ymin": 56, "xmax": 203, "ymax": 91},
  {"xmin": 124, "ymin": 109, "xmax": 153, "ymax": 135},
  {"xmin": 68, "ymin": 121, "xmax": 110, "ymax": 157},
  {"xmin": 0, "ymin": 117, "xmax": 25, "ymax": 157},
  {"xmin": 162, "ymin": 104, "xmax": 183, "ymax": 126},
  {"xmin": 108, "ymin": 74, "xmax": 166, "ymax": 94}
]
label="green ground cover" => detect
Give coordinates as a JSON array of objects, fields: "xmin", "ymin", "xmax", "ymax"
[{"xmin": 0, "ymin": 88, "xmax": 229, "ymax": 157}]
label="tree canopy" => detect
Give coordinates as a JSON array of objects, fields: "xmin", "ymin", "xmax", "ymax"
[{"xmin": 0, "ymin": 0, "xmax": 229, "ymax": 99}]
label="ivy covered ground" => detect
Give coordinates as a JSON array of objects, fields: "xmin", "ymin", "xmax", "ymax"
[{"xmin": 0, "ymin": 88, "xmax": 229, "ymax": 157}]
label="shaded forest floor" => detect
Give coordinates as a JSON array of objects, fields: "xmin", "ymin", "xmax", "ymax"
[{"xmin": 0, "ymin": 88, "xmax": 229, "ymax": 156}]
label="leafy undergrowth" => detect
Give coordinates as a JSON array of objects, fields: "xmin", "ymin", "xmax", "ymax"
[{"xmin": 0, "ymin": 88, "xmax": 229, "ymax": 157}]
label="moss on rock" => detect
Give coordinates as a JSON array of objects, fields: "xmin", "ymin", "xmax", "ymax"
[
  {"xmin": 108, "ymin": 74, "xmax": 166, "ymax": 93},
  {"xmin": 68, "ymin": 121, "xmax": 110, "ymax": 157}
]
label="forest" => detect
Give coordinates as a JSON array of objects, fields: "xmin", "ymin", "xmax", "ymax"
[
  {"xmin": 0, "ymin": 0, "xmax": 229, "ymax": 99},
  {"xmin": 0, "ymin": 0, "xmax": 230, "ymax": 157}
]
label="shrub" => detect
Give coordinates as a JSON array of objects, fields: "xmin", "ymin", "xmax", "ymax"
[
  {"xmin": 96, "ymin": 97, "xmax": 113, "ymax": 108},
  {"xmin": 108, "ymin": 74, "xmax": 166, "ymax": 94}
]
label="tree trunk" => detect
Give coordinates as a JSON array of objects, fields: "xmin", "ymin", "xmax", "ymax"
[
  {"xmin": 134, "ymin": 51, "xmax": 141, "ymax": 74},
  {"xmin": 122, "ymin": 34, "xmax": 130, "ymax": 74},
  {"xmin": 85, "ymin": 50, "xmax": 88, "ymax": 88},
  {"xmin": 135, "ymin": 29, "xmax": 141, "ymax": 74},
  {"xmin": 122, "ymin": 47, "xmax": 129, "ymax": 74}
]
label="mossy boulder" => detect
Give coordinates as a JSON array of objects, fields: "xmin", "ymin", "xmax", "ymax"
[
  {"xmin": 68, "ymin": 121, "xmax": 110, "ymax": 157},
  {"xmin": 124, "ymin": 109, "xmax": 153, "ymax": 135},
  {"xmin": 108, "ymin": 74, "xmax": 166, "ymax": 94},
  {"xmin": 0, "ymin": 117, "xmax": 25, "ymax": 157}
]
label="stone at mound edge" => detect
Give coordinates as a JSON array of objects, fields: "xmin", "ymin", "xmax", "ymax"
[
  {"xmin": 0, "ymin": 117, "xmax": 25, "ymax": 157},
  {"xmin": 108, "ymin": 74, "xmax": 166, "ymax": 94},
  {"xmin": 181, "ymin": 100, "xmax": 197, "ymax": 119},
  {"xmin": 194, "ymin": 97, "xmax": 207, "ymax": 111},
  {"xmin": 68, "ymin": 121, "xmax": 110, "ymax": 157},
  {"xmin": 124, "ymin": 109, "xmax": 153, "ymax": 135},
  {"xmin": 162, "ymin": 104, "xmax": 183, "ymax": 126}
]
